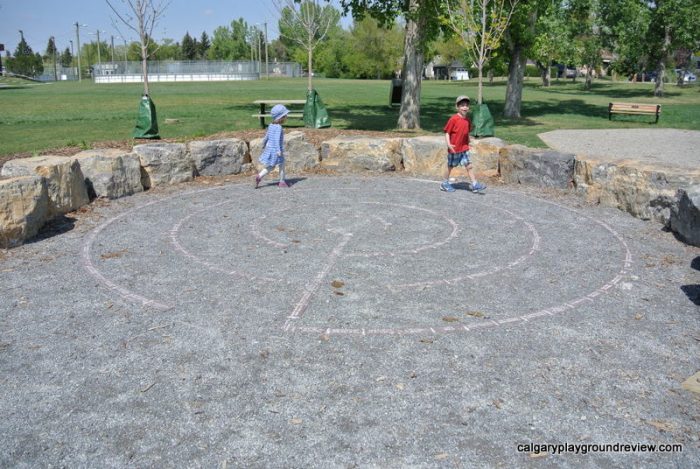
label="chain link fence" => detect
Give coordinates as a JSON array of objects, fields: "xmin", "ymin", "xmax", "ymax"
[{"xmin": 36, "ymin": 60, "xmax": 301, "ymax": 83}]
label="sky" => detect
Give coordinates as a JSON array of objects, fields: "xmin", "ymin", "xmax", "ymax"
[{"xmin": 1, "ymin": 0, "xmax": 351, "ymax": 57}]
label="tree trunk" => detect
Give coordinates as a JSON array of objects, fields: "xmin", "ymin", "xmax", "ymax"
[
  {"xmin": 584, "ymin": 63, "xmax": 593, "ymax": 90},
  {"xmin": 307, "ymin": 30, "xmax": 313, "ymax": 91},
  {"xmin": 504, "ymin": 43, "xmax": 526, "ymax": 118},
  {"xmin": 536, "ymin": 60, "xmax": 550, "ymax": 87},
  {"xmin": 398, "ymin": 4, "xmax": 423, "ymax": 130},
  {"xmin": 141, "ymin": 42, "xmax": 149, "ymax": 95},
  {"xmin": 654, "ymin": 25, "xmax": 671, "ymax": 98}
]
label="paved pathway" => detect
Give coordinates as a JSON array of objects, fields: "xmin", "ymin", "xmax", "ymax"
[
  {"xmin": 1, "ymin": 175, "xmax": 698, "ymax": 467},
  {"xmin": 538, "ymin": 128, "xmax": 700, "ymax": 171}
]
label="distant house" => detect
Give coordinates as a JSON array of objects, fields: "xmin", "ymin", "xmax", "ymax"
[{"xmin": 424, "ymin": 57, "xmax": 470, "ymax": 80}]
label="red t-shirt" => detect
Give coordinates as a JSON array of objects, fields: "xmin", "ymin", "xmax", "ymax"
[{"xmin": 443, "ymin": 113, "xmax": 471, "ymax": 153}]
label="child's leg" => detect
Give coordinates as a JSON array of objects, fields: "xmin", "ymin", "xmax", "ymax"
[
  {"xmin": 465, "ymin": 163, "xmax": 477, "ymax": 184},
  {"xmin": 278, "ymin": 161, "xmax": 286, "ymax": 182},
  {"xmin": 258, "ymin": 166, "xmax": 274, "ymax": 179}
]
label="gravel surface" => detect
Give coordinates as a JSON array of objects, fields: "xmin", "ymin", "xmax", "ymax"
[
  {"xmin": 1, "ymin": 174, "xmax": 698, "ymax": 467},
  {"xmin": 538, "ymin": 129, "xmax": 700, "ymax": 171}
]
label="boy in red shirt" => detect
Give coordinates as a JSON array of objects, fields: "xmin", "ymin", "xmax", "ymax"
[{"xmin": 441, "ymin": 95, "xmax": 486, "ymax": 193}]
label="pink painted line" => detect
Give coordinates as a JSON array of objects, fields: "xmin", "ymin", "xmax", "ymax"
[
  {"xmin": 169, "ymin": 202, "xmax": 279, "ymax": 283},
  {"xmin": 81, "ymin": 199, "xmax": 172, "ymax": 311},
  {"xmin": 284, "ymin": 233, "xmax": 353, "ymax": 329}
]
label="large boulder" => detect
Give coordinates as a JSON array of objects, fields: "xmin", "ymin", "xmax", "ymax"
[
  {"xmin": 320, "ymin": 136, "xmax": 402, "ymax": 173},
  {"xmin": 250, "ymin": 131, "xmax": 319, "ymax": 173},
  {"xmin": 1, "ymin": 155, "xmax": 89, "ymax": 216},
  {"xmin": 0, "ymin": 176, "xmax": 49, "ymax": 248},
  {"xmin": 189, "ymin": 138, "xmax": 248, "ymax": 176},
  {"xmin": 573, "ymin": 158, "xmax": 697, "ymax": 223},
  {"xmin": 669, "ymin": 186, "xmax": 700, "ymax": 247},
  {"xmin": 72, "ymin": 149, "xmax": 143, "ymax": 199},
  {"xmin": 401, "ymin": 136, "xmax": 504, "ymax": 178},
  {"xmin": 499, "ymin": 145, "xmax": 575, "ymax": 189},
  {"xmin": 132, "ymin": 143, "xmax": 192, "ymax": 188}
]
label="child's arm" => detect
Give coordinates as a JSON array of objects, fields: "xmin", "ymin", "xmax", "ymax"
[
  {"xmin": 278, "ymin": 129, "xmax": 284, "ymax": 156},
  {"xmin": 445, "ymin": 133, "xmax": 455, "ymax": 153}
]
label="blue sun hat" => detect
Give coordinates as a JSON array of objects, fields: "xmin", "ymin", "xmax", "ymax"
[{"xmin": 270, "ymin": 104, "xmax": 290, "ymax": 122}]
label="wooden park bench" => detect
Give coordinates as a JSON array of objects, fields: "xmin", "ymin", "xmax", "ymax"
[
  {"xmin": 608, "ymin": 102, "xmax": 661, "ymax": 123},
  {"xmin": 253, "ymin": 99, "xmax": 305, "ymax": 128}
]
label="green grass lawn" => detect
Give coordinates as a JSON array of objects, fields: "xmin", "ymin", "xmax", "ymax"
[{"xmin": 1, "ymin": 76, "xmax": 698, "ymax": 156}]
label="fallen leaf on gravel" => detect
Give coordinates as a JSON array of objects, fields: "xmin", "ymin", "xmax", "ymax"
[
  {"xmin": 319, "ymin": 334, "xmax": 330, "ymax": 342},
  {"xmin": 289, "ymin": 418, "xmax": 303, "ymax": 425},
  {"xmin": 333, "ymin": 291, "xmax": 345, "ymax": 296},
  {"xmin": 376, "ymin": 376, "xmax": 386, "ymax": 382},
  {"xmin": 492, "ymin": 399, "xmax": 503, "ymax": 409},
  {"xmin": 634, "ymin": 313, "xmax": 644, "ymax": 320},
  {"xmin": 681, "ymin": 371, "xmax": 700, "ymax": 394},
  {"xmin": 466, "ymin": 311, "xmax": 485, "ymax": 318},
  {"xmin": 647, "ymin": 419, "xmax": 675, "ymax": 432},
  {"xmin": 100, "ymin": 248, "xmax": 129, "ymax": 259},
  {"xmin": 434, "ymin": 453, "xmax": 449, "ymax": 460},
  {"xmin": 419, "ymin": 338, "xmax": 433, "ymax": 344},
  {"xmin": 395, "ymin": 383, "xmax": 405, "ymax": 390},
  {"xmin": 331, "ymin": 280, "xmax": 345, "ymax": 288},
  {"xmin": 442, "ymin": 316, "xmax": 459, "ymax": 323}
]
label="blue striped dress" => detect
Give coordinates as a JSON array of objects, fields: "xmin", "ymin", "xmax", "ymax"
[{"xmin": 258, "ymin": 123, "xmax": 285, "ymax": 167}]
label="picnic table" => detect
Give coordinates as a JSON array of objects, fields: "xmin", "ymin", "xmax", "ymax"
[{"xmin": 253, "ymin": 99, "xmax": 306, "ymax": 128}]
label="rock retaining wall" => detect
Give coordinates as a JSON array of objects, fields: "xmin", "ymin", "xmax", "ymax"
[{"xmin": 1, "ymin": 133, "xmax": 698, "ymax": 248}]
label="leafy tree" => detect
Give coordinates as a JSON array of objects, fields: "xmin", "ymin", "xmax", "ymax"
[
  {"xmin": 343, "ymin": 17, "xmax": 403, "ymax": 79},
  {"xmin": 45, "ymin": 36, "xmax": 59, "ymax": 80},
  {"xmin": 500, "ymin": 0, "xmax": 549, "ymax": 118},
  {"xmin": 440, "ymin": 0, "xmax": 520, "ymax": 105},
  {"xmin": 44, "ymin": 36, "xmax": 58, "ymax": 61},
  {"xmin": 60, "ymin": 47, "xmax": 73, "ymax": 67},
  {"xmin": 182, "ymin": 32, "xmax": 197, "ymax": 59},
  {"xmin": 208, "ymin": 19, "xmax": 251, "ymax": 60},
  {"xmin": 198, "ymin": 31, "xmax": 211, "ymax": 59},
  {"xmin": 336, "ymin": 0, "xmax": 443, "ymax": 129},
  {"xmin": 269, "ymin": 38, "xmax": 290, "ymax": 62},
  {"xmin": 314, "ymin": 28, "xmax": 351, "ymax": 77},
  {"xmin": 600, "ymin": 0, "xmax": 700, "ymax": 96},
  {"xmin": 276, "ymin": 0, "xmax": 340, "ymax": 90},
  {"xmin": 641, "ymin": 0, "xmax": 699, "ymax": 96},
  {"xmin": 106, "ymin": 0, "xmax": 169, "ymax": 96},
  {"xmin": 154, "ymin": 38, "xmax": 179, "ymax": 60},
  {"xmin": 530, "ymin": 2, "xmax": 567, "ymax": 87},
  {"xmin": 6, "ymin": 34, "xmax": 44, "ymax": 76}
]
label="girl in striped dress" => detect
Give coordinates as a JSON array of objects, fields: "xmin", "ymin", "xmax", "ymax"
[{"xmin": 255, "ymin": 104, "xmax": 290, "ymax": 188}]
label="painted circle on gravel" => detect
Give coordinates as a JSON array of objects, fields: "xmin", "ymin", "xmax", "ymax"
[{"xmin": 82, "ymin": 181, "xmax": 631, "ymax": 337}]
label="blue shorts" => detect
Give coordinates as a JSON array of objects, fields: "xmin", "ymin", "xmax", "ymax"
[{"xmin": 447, "ymin": 151, "xmax": 471, "ymax": 168}]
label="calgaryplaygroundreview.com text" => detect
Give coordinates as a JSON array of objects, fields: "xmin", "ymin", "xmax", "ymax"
[{"xmin": 517, "ymin": 442, "xmax": 683, "ymax": 455}]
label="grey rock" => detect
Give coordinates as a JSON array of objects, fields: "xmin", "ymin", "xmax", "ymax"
[
  {"xmin": 189, "ymin": 138, "xmax": 248, "ymax": 176},
  {"xmin": 499, "ymin": 145, "xmax": 575, "ymax": 189},
  {"xmin": 133, "ymin": 143, "xmax": 192, "ymax": 188},
  {"xmin": 669, "ymin": 186, "xmax": 700, "ymax": 247},
  {"xmin": 72, "ymin": 149, "xmax": 143, "ymax": 199}
]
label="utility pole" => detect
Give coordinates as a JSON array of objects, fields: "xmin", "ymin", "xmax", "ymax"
[
  {"xmin": 257, "ymin": 26, "xmax": 261, "ymax": 75},
  {"xmin": 75, "ymin": 22, "xmax": 82, "ymax": 82},
  {"xmin": 96, "ymin": 30, "xmax": 102, "ymax": 65},
  {"xmin": 111, "ymin": 35, "xmax": 115, "ymax": 62},
  {"xmin": 264, "ymin": 22, "xmax": 269, "ymax": 79},
  {"xmin": 51, "ymin": 36, "xmax": 57, "ymax": 81}
]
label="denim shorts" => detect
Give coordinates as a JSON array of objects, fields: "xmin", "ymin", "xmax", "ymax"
[{"xmin": 447, "ymin": 151, "xmax": 471, "ymax": 168}]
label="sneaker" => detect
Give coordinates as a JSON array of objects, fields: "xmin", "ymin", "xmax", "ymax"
[
  {"xmin": 278, "ymin": 180, "xmax": 289, "ymax": 188},
  {"xmin": 254, "ymin": 175, "xmax": 261, "ymax": 189},
  {"xmin": 471, "ymin": 182, "xmax": 486, "ymax": 193},
  {"xmin": 440, "ymin": 181, "xmax": 456, "ymax": 192}
]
